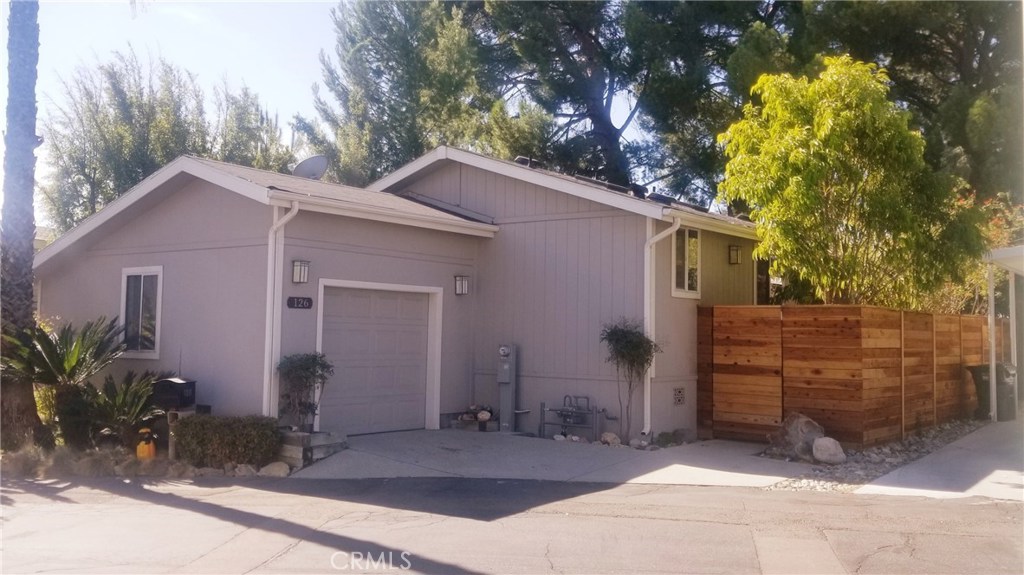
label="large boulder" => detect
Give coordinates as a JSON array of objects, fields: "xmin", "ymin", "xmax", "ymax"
[
  {"xmin": 600, "ymin": 432, "xmax": 621, "ymax": 446},
  {"xmin": 258, "ymin": 461, "xmax": 291, "ymax": 477},
  {"xmin": 767, "ymin": 412, "xmax": 825, "ymax": 462},
  {"xmin": 812, "ymin": 437, "xmax": 847, "ymax": 464}
]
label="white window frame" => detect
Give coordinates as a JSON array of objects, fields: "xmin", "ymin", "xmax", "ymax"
[
  {"xmin": 671, "ymin": 227, "xmax": 701, "ymax": 299},
  {"xmin": 120, "ymin": 266, "xmax": 163, "ymax": 359}
]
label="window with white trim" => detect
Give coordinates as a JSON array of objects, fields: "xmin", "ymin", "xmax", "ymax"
[
  {"xmin": 672, "ymin": 228, "xmax": 700, "ymax": 297},
  {"xmin": 121, "ymin": 266, "xmax": 162, "ymax": 357}
]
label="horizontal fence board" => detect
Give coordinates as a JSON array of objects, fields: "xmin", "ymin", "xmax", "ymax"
[{"xmin": 700, "ymin": 306, "xmax": 1003, "ymax": 447}]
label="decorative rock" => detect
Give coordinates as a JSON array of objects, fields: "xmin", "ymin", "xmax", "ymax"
[
  {"xmin": 234, "ymin": 464, "xmax": 258, "ymax": 477},
  {"xmin": 196, "ymin": 467, "xmax": 225, "ymax": 477},
  {"xmin": 476, "ymin": 410, "xmax": 492, "ymax": 422},
  {"xmin": 223, "ymin": 462, "xmax": 237, "ymax": 475},
  {"xmin": 628, "ymin": 438, "xmax": 642, "ymax": 449},
  {"xmin": 167, "ymin": 461, "xmax": 195, "ymax": 479},
  {"xmin": 258, "ymin": 461, "xmax": 291, "ymax": 477},
  {"xmin": 552, "ymin": 434, "xmax": 566, "ymax": 441},
  {"xmin": 812, "ymin": 437, "xmax": 847, "ymax": 464},
  {"xmin": 766, "ymin": 419, "xmax": 986, "ymax": 494},
  {"xmin": 768, "ymin": 412, "xmax": 825, "ymax": 462},
  {"xmin": 600, "ymin": 432, "xmax": 621, "ymax": 446},
  {"xmin": 646, "ymin": 445, "xmax": 661, "ymax": 452}
]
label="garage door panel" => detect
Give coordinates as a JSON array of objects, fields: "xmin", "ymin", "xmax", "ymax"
[{"xmin": 319, "ymin": 287, "xmax": 429, "ymax": 435}]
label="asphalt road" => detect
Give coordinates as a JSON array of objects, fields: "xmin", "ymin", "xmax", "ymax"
[{"xmin": 1, "ymin": 477, "xmax": 1021, "ymax": 574}]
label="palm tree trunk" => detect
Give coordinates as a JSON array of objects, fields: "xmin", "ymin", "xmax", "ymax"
[{"xmin": 1, "ymin": 0, "xmax": 44, "ymax": 450}]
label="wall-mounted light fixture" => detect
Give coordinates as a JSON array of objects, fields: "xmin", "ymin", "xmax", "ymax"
[
  {"xmin": 728, "ymin": 245, "xmax": 741, "ymax": 265},
  {"xmin": 454, "ymin": 275, "xmax": 470, "ymax": 296},
  {"xmin": 292, "ymin": 260, "xmax": 310, "ymax": 284}
]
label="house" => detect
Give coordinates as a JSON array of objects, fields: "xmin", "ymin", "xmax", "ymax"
[{"xmin": 34, "ymin": 147, "xmax": 759, "ymax": 440}]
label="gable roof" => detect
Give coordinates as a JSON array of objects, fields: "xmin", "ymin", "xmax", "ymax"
[
  {"xmin": 35, "ymin": 156, "xmax": 497, "ymax": 273},
  {"xmin": 369, "ymin": 146, "xmax": 757, "ymax": 240}
]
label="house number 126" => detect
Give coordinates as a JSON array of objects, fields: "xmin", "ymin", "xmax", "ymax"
[{"xmin": 287, "ymin": 297, "xmax": 313, "ymax": 309}]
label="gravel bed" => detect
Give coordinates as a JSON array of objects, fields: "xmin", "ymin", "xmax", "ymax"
[{"xmin": 764, "ymin": 419, "xmax": 988, "ymax": 493}]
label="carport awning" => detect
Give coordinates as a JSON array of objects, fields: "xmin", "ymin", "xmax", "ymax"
[
  {"xmin": 987, "ymin": 245, "xmax": 1024, "ymax": 276},
  {"xmin": 984, "ymin": 244, "xmax": 1022, "ymax": 421}
]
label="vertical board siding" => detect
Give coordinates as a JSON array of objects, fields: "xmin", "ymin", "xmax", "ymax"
[
  {"xmin": 406, "ymin": 162, "xmax": 646, "ymax": 432},
  {"xmin": 698, "ymin": 306, "xmax": 1008, "ymax": 448},
  {"xmin": 711, "ymin": 306, "xmax": 783, "ymax": 442}
]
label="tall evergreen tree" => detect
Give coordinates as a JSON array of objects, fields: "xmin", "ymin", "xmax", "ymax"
[
  {"xmin": 297, "ymin": 0, "xmax": 542, "ymax": 186},
  {"xmin": 625, "ymin": 1, "xmax": 806, "ymax": 204},
  {"xmin": 41, "ymin": 50, "xmax": 293, "ymax": 232},
  {"xmin": 485, "ymin": 0, "xmax": 645, "ymax": 186},
  {"xmin": 1, "ymin": 0, "xmax": 44, "ymax": 450},
  {"xmin": 807, "ymin": 1, "xmax": 1023, "ymax": 204}
]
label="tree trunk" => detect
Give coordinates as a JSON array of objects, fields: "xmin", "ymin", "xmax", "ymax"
[{"xmin": 1, "ymin": 0, "xmax": 43, "ymax": 451}]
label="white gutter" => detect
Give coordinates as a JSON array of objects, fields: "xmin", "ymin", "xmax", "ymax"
[
  {"xmin": 262, "ymin": 201, "xmax": 300, "ymax": 416},
  {"xmin": 641, "ymin": 216, "xmax": 682, "ymax": 437}
]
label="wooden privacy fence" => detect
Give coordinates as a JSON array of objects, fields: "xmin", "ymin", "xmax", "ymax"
[{"xmin": 697, "ymin": 305, "xmax": 1012, "ymax": 448}]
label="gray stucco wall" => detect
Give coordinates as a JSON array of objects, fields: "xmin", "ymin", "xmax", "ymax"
[
  {"xmin": 278, "ymin": 210, "xmax": 481, "ymax": 420},
  {"xmin": 403, "ymin": 163, "xmax": 648, "ymax": 438},
  {"xmin": 36, "ymin": 179, "xmax": 272, "ymax": 415}
]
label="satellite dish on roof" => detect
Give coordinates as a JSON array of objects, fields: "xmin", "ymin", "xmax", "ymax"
[{"xmin": 291, "ymin": 155, "xmax": 328, "ymax": 180}]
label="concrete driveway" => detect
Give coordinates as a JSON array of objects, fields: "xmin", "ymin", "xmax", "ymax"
[
  {"xmin": 296, "ymin": 423, "xmax": 1024, "ymax": 501},
  {"xmin": 294, "ymin": 429, "xmax": 810, "ymax": 487},
  {"xmin": 857, "ymin": 420, "xmax": 1024, "ymax": 501}
]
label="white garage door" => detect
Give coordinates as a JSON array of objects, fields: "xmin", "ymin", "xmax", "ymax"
[{"xmin": 318, "ymin": 288, "xmax": 429, "ymax": 435}]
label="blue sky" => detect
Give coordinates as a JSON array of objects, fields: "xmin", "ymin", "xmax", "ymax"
[{"xmin": 1, "ymin": 0, "xmax": 340, "ymax": 221}]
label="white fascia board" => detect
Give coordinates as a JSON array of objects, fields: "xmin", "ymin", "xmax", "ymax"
[
  {"xmin": 268, "ymin": 192, "xmax": 498, "ymax": 238},
  {"xmin": 663, "ymin": 208, "xmax": 759, "ymax": 240},
  {"xmin": 34, "ymin": 157, "xmax": 273, "ymax": 271},
  {"xmin": 370, "ymin": 146, "xmax": 665, "ymax": 219},
  {"xmin": 367, "ymin": 147, "xmax": 449, "ymax": 192}
]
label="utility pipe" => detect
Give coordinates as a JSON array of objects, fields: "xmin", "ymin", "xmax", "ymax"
[
  {"xmin": 262, "ymin": 201, "xmax": 300, "ymax": 416},
  {"xmin": 641, "ymin": 216, "xmax": 682, "ymax": 437}
]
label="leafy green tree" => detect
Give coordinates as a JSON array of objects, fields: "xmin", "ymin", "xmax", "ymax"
[
  {"xmin": 1, "ymin": 0, "xmax": 44, "ymax": 450},
  {"xmin": 718, "ymin": 56, "xmax": 985, "ymax": 308}
]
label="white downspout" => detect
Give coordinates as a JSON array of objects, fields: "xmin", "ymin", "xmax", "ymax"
[
  {"xmin": 262, "ymin": 201, "xmax": 300, "ymax": 416},
  {"xmin": 642, "ymin": 216, "xmax": 682, "ymax": 437}
]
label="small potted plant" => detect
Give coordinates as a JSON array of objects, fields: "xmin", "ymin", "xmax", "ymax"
[{"xmin": 277, "ymin": 352, "xmax": 334, "ymax": 433}]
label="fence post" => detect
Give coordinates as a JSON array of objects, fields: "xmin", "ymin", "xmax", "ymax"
[
  {"xmin": 932, "ymin": 312, "xmax": 937, "ymax": 426},
  {"xmin": 900, "ymin": 310, "xmax": 906, "ymax": 440}
]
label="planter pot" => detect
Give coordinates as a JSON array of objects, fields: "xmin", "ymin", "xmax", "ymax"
[{"xmin": 277, "ymin": 430, "xmax": 347, "ymax": 468}]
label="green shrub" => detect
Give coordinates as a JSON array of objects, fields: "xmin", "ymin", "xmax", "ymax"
[
  {"xmin": 173, "ymin": 415, "xmax": 280, "ymax": 468},
  {"xmin": 0, "ymin": 445, "xmax": 45, "ymax": 478},
  {"xmin": 85, "ymin": 371, "xmax": 166, "ymax": 448}
]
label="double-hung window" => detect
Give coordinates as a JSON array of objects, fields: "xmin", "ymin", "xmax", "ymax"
[
  {"xmin": 672, "ymin": 228, "xmax": 700, "ymax": 298},
  {"xmin": 121, "ymin": 266, "xmax": 162, "ymax": 358}
]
